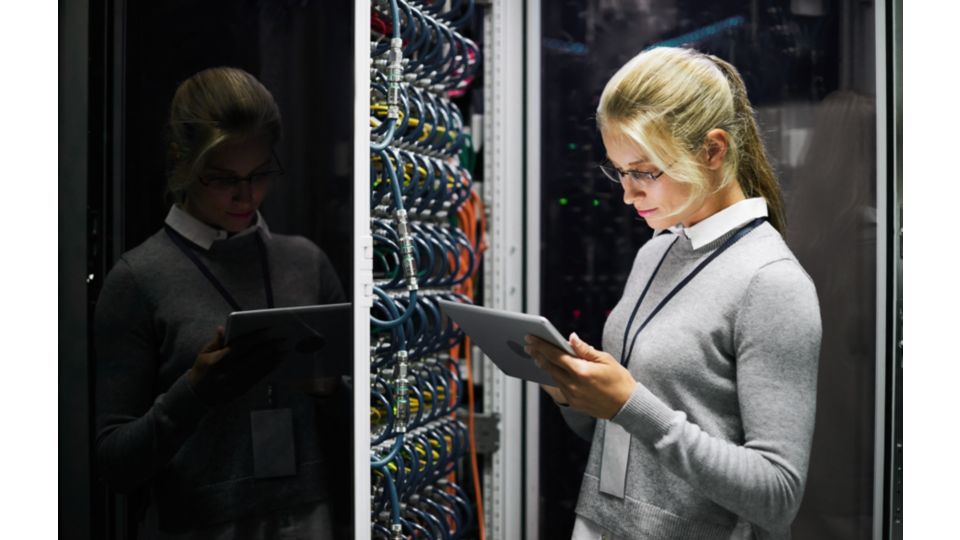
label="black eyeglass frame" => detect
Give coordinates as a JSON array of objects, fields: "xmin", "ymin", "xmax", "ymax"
[
  {"xmin": 197, "ymin": 151, "xmax": 286, "ymax": 191},
  {"xmin": 597, "ymin": 161, "xmax": 666, "ymax": 184}
]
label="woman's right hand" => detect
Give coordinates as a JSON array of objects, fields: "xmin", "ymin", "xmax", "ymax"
[
  {"xmin": 186, "ymin": 327, "xmax": 228, "ymax": 390},
  {"xmin": 187, "ymin": 327, "xmax": 288, "ymax": 405}
]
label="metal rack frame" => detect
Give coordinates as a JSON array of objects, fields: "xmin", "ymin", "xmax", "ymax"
[{"xmin": 481, "ymin": 1, "xmax": 526, "ymax": 539}]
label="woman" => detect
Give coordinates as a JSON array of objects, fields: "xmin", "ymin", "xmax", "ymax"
[
  {"xmin": 94, "ymin": 67, "xmax": 346, "ymax": 537},
  {"xmin": 525, "ymin": 47, "xmax": 821, "ymax": 539}
]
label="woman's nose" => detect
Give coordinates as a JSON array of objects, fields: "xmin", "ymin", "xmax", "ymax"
[
  {"xmin": 233, "ymin": 181, "xmax": 254, "ymax": 202},
  {"xmin": 622, "ymin": 183, "xmax": 645, "ymax": 205}
]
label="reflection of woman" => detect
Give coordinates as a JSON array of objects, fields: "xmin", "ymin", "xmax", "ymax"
[
  {"xmin": 94, "ymin": 67, "xmax": 345, "ymax": 537},
  {"xmin": 526, "ymin": 47, "xmax": 822, "ymax": 539},
  {"xmin": 787, "ymin": 91, "xmax": 877, "ymax": 539}
]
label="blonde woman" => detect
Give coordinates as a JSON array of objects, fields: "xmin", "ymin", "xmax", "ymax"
[
  {"xmin": 94, "ymin": 67, "xmax": 345, "ymax": 538},
  {"xmin": 525, "ymin": 47, "xmax": 822, "ymax": 539}
]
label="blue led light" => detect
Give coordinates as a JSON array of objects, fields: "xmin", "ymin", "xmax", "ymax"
[
  {"xmin": 543, "ymin": 38, "xmax": 589, "ymax": 56},
  {"xmin": 645, "ymin": 16, "xmax": 746, "ymax": 51}
]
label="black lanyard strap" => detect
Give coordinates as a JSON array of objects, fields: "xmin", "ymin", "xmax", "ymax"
[
  {"xmin": 164, "ymin": 225, "xmax": 274, "ymax": 311},
  {"xmin": 618, "ymin": 217, "xmax": 766, "ymax": 367}
]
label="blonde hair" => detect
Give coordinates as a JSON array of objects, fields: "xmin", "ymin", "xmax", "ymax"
[
  {"xmin": 597, "ymin": 47, "xmax": 785, "ymax": 231},
  {"xmin": 166, "ymin": 67, "xmax": 282, "ymax": 202}
]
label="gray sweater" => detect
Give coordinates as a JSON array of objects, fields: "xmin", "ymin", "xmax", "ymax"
[
  {"xmin": 563, "ymin": 221, "xmax": 821, "ymax": 539},
  {"xmin": 94, "ymin": 219, "xmax": 345, "ymax": 533}
]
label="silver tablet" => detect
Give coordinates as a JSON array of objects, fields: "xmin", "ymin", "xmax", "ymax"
[
  {"xmin": 225, "ymin": 303, "xmax": 352, "ymax": 379},
  {"xmin": 437, "ymin": 299, "xmax": 575, "ymax": 386}
]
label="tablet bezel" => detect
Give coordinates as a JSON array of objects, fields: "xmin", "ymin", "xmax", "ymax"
[{"xmin": 437, "ymin": 299, "xmax": 575, "ymax": 386}]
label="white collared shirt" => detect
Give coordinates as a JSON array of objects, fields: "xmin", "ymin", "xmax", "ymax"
[
  {"xmin": 164, "ymin": 204, "xmax": 271, "ymax": 251},
  {"xmin": 666, "ymin": 197, "xmax": 768, "ymax": 249}
]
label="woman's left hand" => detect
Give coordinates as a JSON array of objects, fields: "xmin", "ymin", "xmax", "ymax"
[{"xmin": 525, "ymin": 333, "xmax": 637, "ymax": 420}]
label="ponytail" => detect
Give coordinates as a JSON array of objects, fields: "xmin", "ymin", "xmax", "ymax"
[{"xmin": 707, "ymin": 55, "xmax": 786, "ymax": 232}]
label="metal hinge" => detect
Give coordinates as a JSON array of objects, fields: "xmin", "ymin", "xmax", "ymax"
[{"xmin": 359, "ymin": 235, "xmax": 374, "ymax": 308}]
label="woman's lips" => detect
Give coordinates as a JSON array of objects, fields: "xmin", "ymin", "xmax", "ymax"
[
  {"xmin": 637, "ymin": 208, "xmax": 657, "ymax": 217},
  {"xmin": 227, "ymin": 211, "xmax": 254, "ymax": 220}
]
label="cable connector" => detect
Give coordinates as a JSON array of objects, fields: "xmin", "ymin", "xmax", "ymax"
[
  {"xmin": 395, "ymin": 209, "xmax": 420, "ymax": 291},
  {"xmin": 394, "ymin": 350, "xmax": 410, "ymax": 433},
  {"xmin": 386, "ymin": 37, "xmax": 404, "ymax": 121}
]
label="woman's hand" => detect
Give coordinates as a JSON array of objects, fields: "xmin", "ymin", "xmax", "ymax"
[
  {"xmin": 186, "ymin": 327, "xmax": 229, "ymax": 390},
  {"xmin": 525, "ymin": 333, "xmax": 637, "ymax": 420}
]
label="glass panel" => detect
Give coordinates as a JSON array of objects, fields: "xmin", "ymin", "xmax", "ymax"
[
  {"xmin": 93, "ymin": 1, "xmax": 355, "ymax": 537},
  {"xmin": 539, "ymin": 2, "xmax": 877, "ymax": 538}
]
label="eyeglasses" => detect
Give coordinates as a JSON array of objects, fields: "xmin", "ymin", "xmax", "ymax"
[
  {"xmin": 198, "ymin": 153, "xmax": 285, "ymax": 193},
  {"xmin": 598, "ymin": 161, "xmax": 666, "ymax": 184}
]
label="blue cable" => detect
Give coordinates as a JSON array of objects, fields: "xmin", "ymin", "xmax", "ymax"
[
  {"xmin": 372, "ymin": 389, "xmax": 396, "ymax": 445},
  {"xmin": 374, "ymin": 461, "xmax": 402, "ymax": 526}
]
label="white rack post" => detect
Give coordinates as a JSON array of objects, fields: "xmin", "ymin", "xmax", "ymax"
[{"xmin": 482, "ymin": 0, "xmax": 527, "ymax": 538}]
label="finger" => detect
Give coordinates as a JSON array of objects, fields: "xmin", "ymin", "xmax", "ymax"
[
  {"xmin": 538, "ymin": 355, "xmax": 575, "ymax": 388},
  {"xmin": 568, "ymin": 332, "xmax": 594, "ymax": 357},
  {"xmin": 569, "ymin": 332, "xmax": 610, "ymax": 364},
  {"xmin": 205, "ymin": 348, "xmax": 230, "ymax": 364},
  {"xmin": 525, "ymin": 343, "xmax": 571, "ymax": 379},
  {"xmin": 201, "ymin": 327, "xmax": 226, "ymax": 353},
  {"xmin": 525, "ymin": 335, "xmax": 573, "ymax": 365},
  {"xmin": 530, "ymin": 338, "xmax": 583, "ymax": 370}
]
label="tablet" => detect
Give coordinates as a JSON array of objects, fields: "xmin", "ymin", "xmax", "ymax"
[
  {"xmin": 225, "ymin": 303, "xmax": 352, "ymax": 380},
  {"xmin": 437, "ymin": 299, "xmax": 574, "ymax": 386}
]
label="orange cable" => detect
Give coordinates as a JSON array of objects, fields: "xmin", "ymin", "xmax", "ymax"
[
  {"xmin": 465, "ymin": 336, "xmax": 486, "ymax": 540},
  {"xmin": 447, "ymin": 188, "xmax": 487, "ymax": 540}
]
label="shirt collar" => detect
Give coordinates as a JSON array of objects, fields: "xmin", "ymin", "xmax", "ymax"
[
  {"xmin": 164, "ymin": 204, "xmax": 271, "ymax": 250},
  {"xmin": 667, "ymin": 197, "xmax": 768, "ymax": 249}
]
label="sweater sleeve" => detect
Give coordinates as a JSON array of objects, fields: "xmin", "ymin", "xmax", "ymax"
[
  {"xmin": 610, "ymin": 259, "xmax": 821, "ymax": 535},
  {"xmin": 94, "ymin": 258, "xmax": 210, "ymax": 493}
]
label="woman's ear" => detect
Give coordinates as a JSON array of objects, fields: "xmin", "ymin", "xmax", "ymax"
[{"xmin": 703, "ymin": 128, "xmax": 729, "ymax": 171}]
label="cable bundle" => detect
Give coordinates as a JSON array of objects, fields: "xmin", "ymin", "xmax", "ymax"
[
  {"xmin": 369, "ymin": 1, "xmax": 484, "ymax": 538},
  {"xmin": 371, "ymin": 419, "xmax": 475, "ymax": 539}
]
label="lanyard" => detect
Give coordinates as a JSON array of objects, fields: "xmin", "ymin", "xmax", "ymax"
[
  {"xmin": 618, "ymin": 217, "xmax": 766, "ymax": 367},
  {"xmin": 164, "ymin": 225, "xmax": 274, "ymax": 311}
]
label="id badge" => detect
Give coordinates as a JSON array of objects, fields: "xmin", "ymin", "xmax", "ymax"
[
  {"xmin": 599, "ymin": 421, "xmax": 631, "ymax": 498},
  {"xmin": 250, "ymin": 408, "xmax": 296, "ymax": 479}
]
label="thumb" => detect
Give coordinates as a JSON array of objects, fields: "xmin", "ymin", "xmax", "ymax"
[
  {"xmin": 201, "ymin": 327, "xmax": 226, "ymax": 353},
  {"xmin": 569, "ymin": 332, "xmax": 606, "ymax": 363}
]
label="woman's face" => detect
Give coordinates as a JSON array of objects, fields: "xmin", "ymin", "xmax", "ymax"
[
  {"xmin": 601, "ymin": 131, "xmax": 712, "ymax": 230},
  {"xmin": 184, "ymin": 137, "xmax": 275, "ymax": 233}
]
